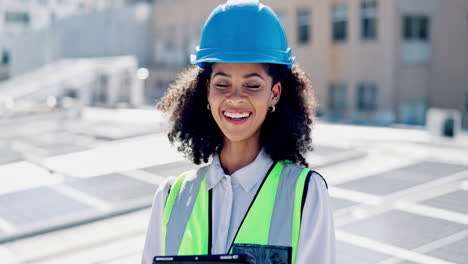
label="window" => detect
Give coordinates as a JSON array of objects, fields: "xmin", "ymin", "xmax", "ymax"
[
  {"xmin": 64, "ymin": 89, "xmax": 78, "ymax": 99},
  {"xmin": 118, "ymin": 70, "xmax": 131, "ymax": 103},
  {"xmin": 361, "ymin": 0, "xmax": 377, "ymax": 40},
  {"xmin": 402, "ymin": 15, "xmax": 430, "ymax": 41},
  {"xmin": 297, "ymin": 9, "xmax": 311, "ymax": 44},
  {"xmin": 331, "ymin": 3, "xmax": 348, "ymax": 42},
  {"xmin": 399, "ymin": 100, "xmax": 427, "ymax": 125},
  {"xmin": 1, "ymin": 50, "xmax": 10, "ymax": 65},
  {"xmin": 401, "ymin": 15, "xmax": 431, "ymax": 63},
  {"xmin": 465, "ymin": 91, "xmax": 468, "ymax": 112},
  {"xmin": 5, "ymin": 12, "xmax": 30, "ymax": 25},
  {"xmin": 357, "ymin": 83, "xmax": 378, "ymax": 111},
  {"xmin": 92, "ymin": 75, "xmax": 108, "ymax": 104},
  {"xmin": 329, "ymin": 83, "xmax": 347, "ymax": 113}
]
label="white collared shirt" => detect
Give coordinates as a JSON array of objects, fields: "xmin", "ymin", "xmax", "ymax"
[{"xmin": 141, "ymin": 149, "xmax": 336, "ymax": 263}]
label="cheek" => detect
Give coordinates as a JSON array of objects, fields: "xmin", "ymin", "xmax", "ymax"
[
  {"xmin": 207, "ymin": 91, "xmax": 220, "ymax": 109},
  {"xmin": 251, "ymin": 90, "xmax": 273, "ymax": 109},
  {"xmin": 207, "ymin": 92, "xmax": 222, "ymax": 121}
]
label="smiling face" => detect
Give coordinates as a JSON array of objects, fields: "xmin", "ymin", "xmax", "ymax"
[{"xmin": 207, "ymin": 63, "xmax": 281, "ymax": 144}]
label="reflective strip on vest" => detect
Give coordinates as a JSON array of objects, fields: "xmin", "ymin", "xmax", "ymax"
[
  {"xmin": 162, "ymin": 161, "xmax": 310, "ymax": 263},
  {"xmin": 163, "ymin": 166, "xmax": 209, "ymax": 255}
]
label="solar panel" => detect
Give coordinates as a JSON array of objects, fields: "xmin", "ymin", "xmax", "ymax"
[
  {"xmin": 421, "ymin": 190, "xmax": 468, "ymax": 214},
  {"xmin": 331, "ymin": 197, "xmax": 358, "ymax": 211},
  {"xmin": 143, "ymin": 161, "xmax": 199, "ymax": 178},
  {"xmin": 0, "ymin": 148, "xmax": 22, "ymax": 165},
  {"xmin": 64, "ymin": 173, "xmax": 157, "ymax": 204},
  {"xmin": 0, "ymin": 187, "xmax": 97, "ymax": 228},
  {"xmin": 426, "ymin": 237, "xmax": 468, "ymax": 264},
  {"xmin": 337, "ymin": 161, "xmax": 468, "ymax": 195},
  {"xmin": 43, "ymin": 143, "xmax": 88, "ymax": 156},
  {"xmin": 336, "ymin": 241, "xmax": 391, "ymax": 264},
  {"xmin": 340, "ymin": 210, "xmax": 466, "ymax": 249},
  {"xmin": 312, "ymin": 145, "xmax": 349, "ymax": 156}
]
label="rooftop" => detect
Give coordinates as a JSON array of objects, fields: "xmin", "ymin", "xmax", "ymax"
[{"xmin": 0, "ymin": 107, "xmax": 467, "ymax": 264}]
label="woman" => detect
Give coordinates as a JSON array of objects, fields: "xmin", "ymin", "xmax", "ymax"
[{"xmin": 142, "ymin": 0, "xmax": 335, "ymax": 263}]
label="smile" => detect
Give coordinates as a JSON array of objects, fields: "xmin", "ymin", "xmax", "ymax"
[
  {"xmin": 222, "ymin": 111, "xmax": 252, "ymax": 124},
  {"xmin": 223, "ymin": 111, "xmax": 251, "ymax": 119}
]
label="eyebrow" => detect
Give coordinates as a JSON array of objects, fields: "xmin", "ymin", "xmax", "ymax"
[{"xmin": 213, "ymin": 72, "xmax": 265, "ymax": 80}]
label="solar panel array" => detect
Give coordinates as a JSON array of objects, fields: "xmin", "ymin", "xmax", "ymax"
[{"xmin": 0, "ymin": 112, "xmax": 467, "ymax": 263}]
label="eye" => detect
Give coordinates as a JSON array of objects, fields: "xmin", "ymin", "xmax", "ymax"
[
  {"xmin": 215, "ymin": 84, "xmax": 229, "ymax": 88},
  {"xmin": 245, "ymin": 85, "xmax": 261, "ymax": 89}
]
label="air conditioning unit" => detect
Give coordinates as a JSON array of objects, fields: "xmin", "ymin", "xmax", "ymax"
[{"xmin": 426, "ymin": 108, "xmax": 461, "ymax": 138}]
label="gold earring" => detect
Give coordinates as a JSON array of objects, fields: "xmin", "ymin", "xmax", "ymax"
[
  {"xmin": 207, "ymin": 104, "xmax": 211, "ymax": 110},
  {"xmin": 269, "ymin": 105, "xmax": 275, "ymax": 113}
]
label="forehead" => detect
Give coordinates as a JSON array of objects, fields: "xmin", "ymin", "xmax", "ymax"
[{"xmin": 211, "ymin": 63, "xmax": 268, "ymax": 76}]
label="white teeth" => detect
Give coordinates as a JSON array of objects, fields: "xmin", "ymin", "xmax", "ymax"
[{"xmin": 224, "ymin": 112, "xmax": 250, "ymax": 119}]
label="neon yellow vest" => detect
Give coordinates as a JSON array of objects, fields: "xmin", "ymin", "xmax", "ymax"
[{"xmin": 162, "ymin": 161, "xmax": 314, "ymax": 264}]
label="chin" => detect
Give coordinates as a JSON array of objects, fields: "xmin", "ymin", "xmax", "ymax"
[
  {"xmin": 223, "ymin": 133, "xmax": 252, "ymax": 143},
  {"xmin": 221, "ymin": 128, "xmax": 260, "ymax": 144}
]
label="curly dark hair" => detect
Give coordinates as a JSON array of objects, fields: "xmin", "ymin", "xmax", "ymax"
[{"xmin": 156, "ymin": 63, "xmax": 317, "ymax": 167}]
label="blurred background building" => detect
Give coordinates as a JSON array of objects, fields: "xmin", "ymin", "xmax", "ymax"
[
  {"xmin": 152, "ymin": 0, "xmax": 468, "ymax": 128},
  {"xmin": 1, "ymin": 0, "xmax": 467, "ymax": 128},
  {"xmin": 0, "ymin": 0, "xmax": 153, "ymax": 109}
]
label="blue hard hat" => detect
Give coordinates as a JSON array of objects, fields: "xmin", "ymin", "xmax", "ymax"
[{"xmin": 191, "ymin": 0, "xmax": 295, "ymax": 69}]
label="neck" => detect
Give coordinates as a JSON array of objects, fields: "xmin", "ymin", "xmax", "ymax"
[{"xmin": 219, "ymin": 137, "xmax": 261, "ymax": 175}]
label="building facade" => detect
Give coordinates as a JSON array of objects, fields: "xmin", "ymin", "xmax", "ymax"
[
  {"xmin": 0, "ymin": 0, "xmax": 136, "ymax": 80},
  {"xmin": 0, "ymin": 0, "xmax": 93, "ymax": 81},
  {"xmin": 0, "ymin": 0, "xmax": 89, "ymax": 37},
  {"xmin": 0, "ymin": 2, "xmax": 153, "ymax": 79},
  {"xmin": 151, "ymin": 0, "xmax": 468, "ymax": 128}
]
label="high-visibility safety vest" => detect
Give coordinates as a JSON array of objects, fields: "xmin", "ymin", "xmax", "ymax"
[{"xmin": 162, "ymin": 160, "xmax": 327, "ymax": 264}]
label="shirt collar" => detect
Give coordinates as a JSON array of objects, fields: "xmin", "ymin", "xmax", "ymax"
[{"xmin": 206, "ymin": 148, "xmax": 274, "ymax": 192}]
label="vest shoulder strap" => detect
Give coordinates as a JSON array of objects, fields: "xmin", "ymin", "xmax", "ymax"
[
  {"xmin": 230, "ymin": 161, "xmax": 310, "ymax": 264},
  {"xmin": 163, "ymin": 166, "xmax": 209, "ymax": 255}
]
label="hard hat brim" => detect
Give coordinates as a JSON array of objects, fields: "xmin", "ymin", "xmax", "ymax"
[{"xmin": 191, "ymin": 50, "xmax": 295, "ymax": 69}]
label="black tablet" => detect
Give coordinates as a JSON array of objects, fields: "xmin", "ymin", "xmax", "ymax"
[{"xmin": 153, "ymin": 254, "xmax": 250, "ymax": 264}]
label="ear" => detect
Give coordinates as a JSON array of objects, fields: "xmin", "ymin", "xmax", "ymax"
[{"xmin": 271, "ymin": 82, "xmax": 282, "ymax": 105}]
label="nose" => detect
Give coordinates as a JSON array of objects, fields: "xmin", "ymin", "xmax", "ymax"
[{"xmin": 226, "ymin": 85, "xmax": 246, "ymax": 105}]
